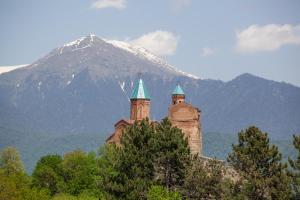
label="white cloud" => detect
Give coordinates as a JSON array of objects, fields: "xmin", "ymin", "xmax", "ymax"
[
  {"xmin": 0, "ymin": 65, "xmax": 28, "ymax": 75},
  {"xmin": 130, "ymin": 30, "xmax": 179, "ymax": 56},
  {"xmin": 91, "ymin": 0, "xmax": 126, "ymax": 10},
  {"xmin": 236, "ymin": 24, "xmax": 300, "ymax": 53},
  {"xmin": 200, "ymin": 47, "xmax": 214, "ymax": 57}
]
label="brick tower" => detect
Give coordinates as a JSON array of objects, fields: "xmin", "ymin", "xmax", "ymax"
[
  {"xmin": 106, "ymin": 77, "xmax": 151, "ymax": 144},
  {"xmin": 168, "ymin": 84, "xmax": 202, "ymax": 155},
  {"xmin": 130, "ymin": 78, "xmax": 151, "ymax": 120}
]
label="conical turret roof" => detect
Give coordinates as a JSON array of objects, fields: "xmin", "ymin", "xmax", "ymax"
[
  {"xmin": 131, "ymin": 78, "xmax": 150, "ymax": 100},
  {"xmin": 172, "ymin": 84, "xmax": 185, "ymax": 95}
]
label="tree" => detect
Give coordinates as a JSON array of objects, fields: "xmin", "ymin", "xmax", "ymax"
[
  {"xmin": 0, "ymin": 168, "xmax": 51, "ymax": 200},
  {"xmin": 0, "ymin": 146, "xmax": 24, "ymax": 175},
  {"xmin": 99, "ymin": 118, "xmax": 191, "ymax": 199},
  {"xmin": 62, "ymin": 150, "xmax": 99, "ymax": 196},
  {"xmin": 183, "ymin": 156, "xmax": 225, "ymax": 199},
  {"xmin": 117, "ymin": 119, "xmax": 156, "ymax": 199},
  {"xmin": 288, "ymin": 134, "xmax": 300, "ymax": 199},
  {"xmin": 32, "ymin": 154, "xmax": 65, "ymax": 195},
  {"xmin": 147, "ymin": 185, "xmax": 182, "ymax": 200},
  {"xmin": 0, "ymin": 169, "xmax": 21, "ymax": 200},
  {"xmin": 153, "ymin": 118, "xmax": 190, "ymax": 190},
  {"xmin": 97, "ymin": 144, "xmax": 123, "ymax": 200},
  {"xmin": 227, "ymin": 126, "xmax": 291, "ymax": 199}
]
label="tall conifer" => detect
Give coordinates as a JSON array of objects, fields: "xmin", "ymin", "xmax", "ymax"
[{"xmin": 227, "ymin": 126, "xmax": 291, "ymax": 199}]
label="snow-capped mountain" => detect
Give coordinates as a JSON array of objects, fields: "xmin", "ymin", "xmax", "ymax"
[
  {"xmin": 105, "ymin": 39, "xmax": 199, "ymax": 79},
  {"xmin": 19, "ymin": 34, "xmax": 198, "ymax": 82},
  {"xmin": 0, "ymin": 34, "xmax": 299, "ymax": 140}
]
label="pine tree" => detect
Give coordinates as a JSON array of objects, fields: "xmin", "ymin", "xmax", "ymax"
[
  {"xmin": 183, "ymin": 156, "xmax": 225, "ymax": 199},
  {"xmin": 227, "ymin": 126, "xmax": 291, "ymax": 199},
  {"xmin": 99, "ymin": 119, "xmax": 156, "ymax": 199},
  {"xmin": 288, "ymin": 135, "xmax": 300, "ymax": 199},
  {"xmin": 153, "ymin": 118, "xmax": 190, "ymax": 190},
  {"xmin": 99, "ymin": 118, "xmax": 191, "ymax": 199}
]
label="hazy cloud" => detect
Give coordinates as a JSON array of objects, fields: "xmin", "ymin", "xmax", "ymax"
[
  {"xmin": 130, "ymin": 30, "xmax": 179, "ymax": 56},
  {"xmin": 200, "ymin": 47, "xmax": 214, "ymax": 57},
  {"xmin": 236, "ymin": 24, "xmax": 300, "ymax": 53},
  {"xmin": 91, "ymin": 0, "xmax": 126, "ymax": 10}
]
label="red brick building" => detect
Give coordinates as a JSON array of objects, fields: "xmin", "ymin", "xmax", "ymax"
[{"xmin": 106, "ymin": 78, "xmax": 202, "ymax": 155}]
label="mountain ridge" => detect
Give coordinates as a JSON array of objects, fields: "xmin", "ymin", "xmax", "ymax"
[{"xmin": 0, "ymin": 34, "xmax": 299, "ymax": 141}]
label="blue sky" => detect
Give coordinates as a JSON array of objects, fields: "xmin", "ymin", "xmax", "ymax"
[{"xmin": 0, "ymin": 0, "xmax": 300, "ymax": 85}]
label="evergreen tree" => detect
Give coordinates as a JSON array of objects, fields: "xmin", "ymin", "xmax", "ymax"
[
  {"xmin": 118, "ymin": 119, "xmax": 156, "ymax": 199},
  {"xmin": 153, "ymin": 118, "xmax": 190, "ymax": 190},
  {"xmin": 183, "ymin": 156, "xmax": 225, "ymax": 199},
  {"xmin": 99, "ymin": 118, "xmax": 191, "ymax": 199},
  {"xmin": 97, "ymin": 144, "xmax": 123, "ymax": 200},
  {"xmin": 227, "ymin": 126, "xmax": 291, "ymax": 199},
  {"xmin": 288, "ymin": 135, "xmax": 300, "ymax": 199}
]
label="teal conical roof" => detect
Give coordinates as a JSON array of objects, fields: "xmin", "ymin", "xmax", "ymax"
[
  {"xmin": 172, "ymin": 84, "xmax": 184, "ymax": 95},
  {"xmin": 131, "ymin": 78, "xmax": 150, "ymax": 100}
]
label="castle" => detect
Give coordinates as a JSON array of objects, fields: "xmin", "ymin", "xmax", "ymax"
[{"xmin": 106, "ymin": 77, "xmax": 202, "ymax": 155}]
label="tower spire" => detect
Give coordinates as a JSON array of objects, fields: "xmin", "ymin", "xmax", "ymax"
[
  {"xmin": 172, "ymin": 83, "xmax": 185, "ymax": 105},
  {"xmin": 130, "ymin": 76, "xmax": 151, "ymax": 120}
]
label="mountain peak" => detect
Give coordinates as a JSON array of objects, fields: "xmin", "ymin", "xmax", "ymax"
[
  {"xmin": 36, "ymin": 34, "xmax": 200, "ymax": 80},
  {"xmin": 62, "ymin": 34, "xmax": 104, "ymax": 49}
]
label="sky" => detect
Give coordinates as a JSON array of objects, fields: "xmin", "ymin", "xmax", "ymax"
[{"xmin": 0, "ymin": 0, "xmax": 300, "ymax": 86}]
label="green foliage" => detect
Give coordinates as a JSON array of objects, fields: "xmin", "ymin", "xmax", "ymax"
[
  {"xmin": 106, "ymin": 119, "xmax": 156, "ymax": 199},
  {"xmin": 31, "ymin": 150, "xmax": 101, "ymax": 198},
  {"xmin": 61, "ymin": 150, "xmax": 100, "ymax": 196},
  {"xmin": 288, "ymin": 135, "xmax": 300, "ymax": 199},
  {"xmin": 227, "ymin": 126, "xmax": 291, "ymax": 199},
  {"xmin": 0, "ymin": 146, "xmax": 25, "ymax": 175},
  {"xmin": 2, "ymin": 125, "xmax": 295, "ymax": 199},
  {"xmin": 0, "ymin": 167, "xmax": 51, "ymax": 200},
  {"xmin": 183, "ymin": 156, "xmax": 225, "ymax": 199},
  {"xmin": 32, "ymin": 155, "xmax": 64, "ymax": 195},
  {"xmin": 52, "ymin": 193, "xmax": 98, "ymax": 200},
  {"xmin": 98, "ymin": 118, "xmax": 190, "ymax": 199},
  {"xmin": 147, "ymin": 185, "xmax": 182, "ymax": 200},
  {"xmin": 0, "ymin": 147, "xmax": 50, "ymax": 200},
  {"xmin": 97, "ymin": 144, "xmax": 122, "ymax": 199},
  {"xmin": 153, "ymin": 118, "xmax": 190, "ymax": 190}
]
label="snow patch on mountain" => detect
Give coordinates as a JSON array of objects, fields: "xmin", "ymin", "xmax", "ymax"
[
  {"xmin": 105, "ymin": 39, "xmax": 199, "ymax": 79},
  {"xmin": 60, "ymin": 34, "xmax": 97, "ymax": 53},
  {"xmin": 0, "ymin": 64, "xmax": 28, "ymax": 75},
  {"xmin": 118, "ymin": 81, "xmax": 125, "ymax": 92},
  {"xmin": 67, "ymin": 73, "xmax": 75, "ymax": 85}
]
